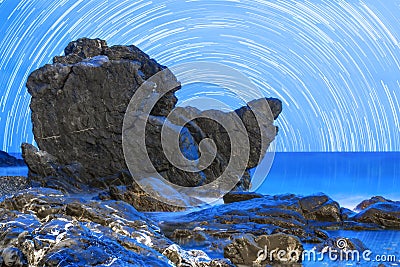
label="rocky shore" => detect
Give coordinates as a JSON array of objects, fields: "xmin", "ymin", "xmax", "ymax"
[
  {"xmin": 0, "ymin": 185, "xmax": 399, "ymax": 266},
  {"xmin": 0, "ymin": 38, "xmax": 398, "ymax": 266}
]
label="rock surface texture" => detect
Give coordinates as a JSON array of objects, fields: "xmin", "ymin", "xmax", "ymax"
[
  {"xmin": 0, "ymin": 188, "xmax": 231, "ymax": 266},
  {"xmin": 149, "ymin": 192, "xmax": 400, "ymax": 265},
  {"xmin": 23, "ymin": 38, "xmax": 282, "ymax": 210},
  {"xmin": 0, "ymin": 186, "xmax": 399, "ymax": 266}
]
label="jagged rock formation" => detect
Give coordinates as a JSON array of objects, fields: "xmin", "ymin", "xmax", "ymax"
[
  {"xmin": 0, "ymin": 176, "xmax": 30, "ymax": 196},
  {"xmin": 25, "ymin": 38, "xmax": 177, "ymax": 188},
  {"xmin": 0, "ymin": 186, "xmax": 398, "ymax": 266},
  {"xmin": 355, "ymin": 196, "xmax": 399, "ymax": 211},
  {"xmin": 3, "ymin": 189, "xmax": 395, "ymax": 266},
  {"xmin": 353, "ymin": 202, "xmax": 400, "ymax": 228},
  {"xmin": 151, "ymin": 192, "xmax": 400, "ymax": 265},
  {"xmin": 224, "ymin": 233, "xmax": 303, "ymax": 265},
  {"xmin": 22, "ymin": 38, "xmax": 282, "ymax": 210},
  {"xmin": 0, "ymin": 188, "xmax": 232, "ymax": 266}
]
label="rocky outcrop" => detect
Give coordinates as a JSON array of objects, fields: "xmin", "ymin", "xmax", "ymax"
[
  {"xmin": 23, "ymin": 38, "xmax": 282, "ymax": 210},
  {"xmin": 0, "ymin": 150, "xmax": 25, "ymax": 167},
  {"xmin": 299, "ymin": 193, "xmax": 341, "ymax": 222},
  {"xmin": 0, "ymin": 188, "xmax": 231, "ymax": 267},
  {"xmin": 353, "ymin": 202, "xmax": 400, "ymax": 229},
  {"xmin": 154, "ymin": 192, "xmax": 400, "ymax": 261},
  {"xmin": 224, "ymin": 233, "xmax": 303, "ymax": 266},
  {"xmin": 156, "ymin": 193, "xmax": 342, "ymax": 260},
  {"xmin": 355, "ymin": 196, "xmax": 398, "ymax": 211},
  {"xmin": 25, "ymin": 38, "xmax": 175, "ymax": 188},
  {"xmin": 0, "ymin": 186, "xmax": 398, "ymax": 266},
  {"xmin": 0, "ymin": 176, "xmax": 30, "ymax": 196}
]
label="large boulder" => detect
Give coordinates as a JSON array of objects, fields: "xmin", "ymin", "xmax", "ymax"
[
  {"xmin": 299, "ymin": 193, "xmax": 341, "ymax": 222},
  {"xmin": 23, "ymin": 38, "xmax": 282, "ymax": 209},
  {"xmin": 25, "ymin": 38, "xmax": 177, "ymax": 185}
]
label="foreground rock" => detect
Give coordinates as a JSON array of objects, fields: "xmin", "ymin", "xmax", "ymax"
[
  {"xmin": 154, "ymin": 192, "xmax": 400, "ymax": 262},
  {"xmin": 224, "ymin": 233, "xmax": 303, "ymax": 266},
  {"xmin": 0, "ymin": 188, "xmax": 231, "ymax": 267},
  {"xmin": 155, "ymin": 193, "xmax": 339, "ymax": 261},
  {"xmin": 0, "ymin": 176, "xmax": 30, "ymax": 196},
  {"xmin": 0, "ymin": 150, "xmax": 25, "ymax": 167},
  {"xmin": 23, "ymin": 37, "xmax": 282, "ymax": 210},
  {"xmin": 0, "ymin": 187, "xmax": 398, "ymax": 266},
  {"xmin": 24, "ymin": 38, "xmax": 175, "ymax": 190}
]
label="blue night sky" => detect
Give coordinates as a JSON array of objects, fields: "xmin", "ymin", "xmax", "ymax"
[{"xmin": 0, "ymin": 0, "xmax": 399, "ymax": 152}]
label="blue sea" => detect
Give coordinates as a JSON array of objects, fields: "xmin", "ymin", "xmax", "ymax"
[
  {"xmin": 255, "ymin": 152, "xmax": 400, "ymax": 210},
  {"xmin": 1, "ymin": 152, "xmax": 399, "ymax": 208}
]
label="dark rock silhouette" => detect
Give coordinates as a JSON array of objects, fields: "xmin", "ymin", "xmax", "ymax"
[
  {"xmin": 355, "ymin": 196, "xmax": 397, "ymax": 211},
  {"xmin": 22, "ymin": 38, "xmax": 282, "ymax": 210},
  {"xmin": 25, "ymin": 38, "xmax": 177, "ymax": 187},
  {"xmin": 0, "ymin": 150, "xmax": 25, "ymax": 167},
  {"xmin": 223, "ymin": 191, "xmax": 263, "ymax": 204}
]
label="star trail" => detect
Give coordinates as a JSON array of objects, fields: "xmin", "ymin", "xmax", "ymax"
[{"xmin": 0, "ymin": 0, "xmax": 399, "ymax": 152}]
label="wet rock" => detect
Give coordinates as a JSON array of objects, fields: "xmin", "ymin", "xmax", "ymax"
[
  {"xmin": 108, "ymin": 183, "xmax": 200, "ymax": 212},
  {"xmin": 0, "ymin": 151, "xmax": 25, "ymax": 167},
  {"xmin": 224, "ymin": 233, "xmax": 303, "ymax": 266},
  {"xmin": 223, "ymin": 191, "xmax": 263, "ymax": 204},
  {"xmin": 0, "ymin": 176, "xmax": 30, "ymax": 196},
  {"xmin": 171, "ymin": 229, "xmax": 208, "ymax": 243},
  {"xmin": 158, "ymin": 193, "xmax": 340, "ymax": 257},
  {"xmin": 355, "ymin": 196, "xmax": 397, "ymax": 211},
  {"xmin": 352, "ymin": 202, "xmax": 400, "ymax": 229},
  {"xmin": 163, "ymin": 244, "xmax": 208, "ymax": 266},
  {"xmin": 0, "ymin": 187, "xmax": 233, "ymax": 266},
  {"xmin": 223, "ymin": 234, "xmax": 261, "ymax": 265},
  {"xmin": 0, "ymin": 247, "xmax": 27, "ymax": 267},
  {"xmin": 0, "ymin": 188, "xmax": 171, "ymax": 266},
  {"xmin": 299, "ymin": 193, "xmax": 341, "ymax": 222}
]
